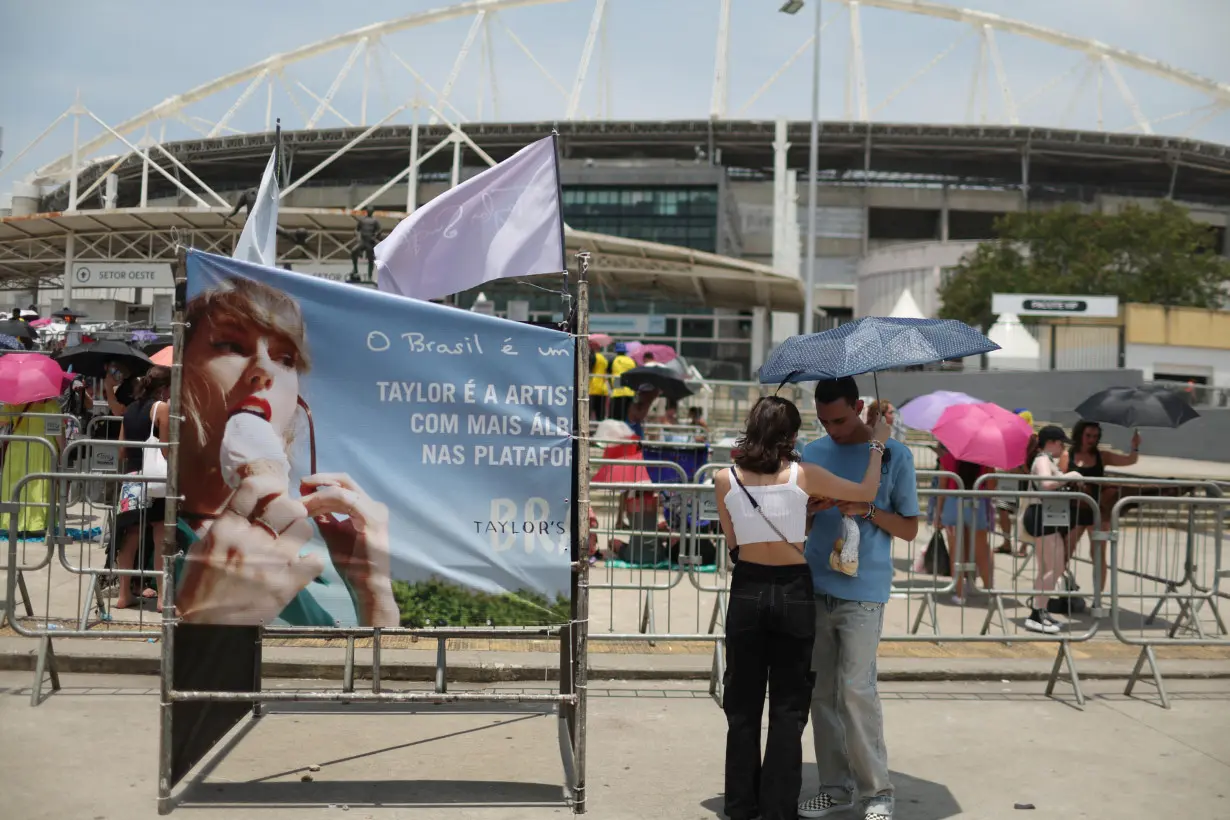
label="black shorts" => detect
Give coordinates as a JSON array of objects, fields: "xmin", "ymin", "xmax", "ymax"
[
  {"xmin": 115, "ymin": 498, "xmax": 167, "ymax": 533},
  {"xmin": 1069, "ymin": 501, "xmax": 1097, "ymax": 528}
]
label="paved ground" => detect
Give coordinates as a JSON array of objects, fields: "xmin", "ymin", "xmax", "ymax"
[{"xmin": 2, "ymin": 671, "xmax": 1228, "ymax": 819}]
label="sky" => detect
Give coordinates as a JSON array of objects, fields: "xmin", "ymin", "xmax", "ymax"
[{"xmin": 2, "ymin": 0, "xmax": 1229, "ymax": 186}]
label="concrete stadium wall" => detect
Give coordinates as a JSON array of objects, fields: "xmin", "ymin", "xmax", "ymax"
[{"xmin": 848, "ymin": 368, "xmax": 1230, "ymax": 463}]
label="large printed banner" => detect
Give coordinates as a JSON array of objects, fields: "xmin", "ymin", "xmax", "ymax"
[{"xmin": 174, "ymin": 249, "xmax": 574, "ymax": 627}]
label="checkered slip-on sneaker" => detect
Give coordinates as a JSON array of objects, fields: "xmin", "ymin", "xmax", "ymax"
[
  {"xmin": 797, "ymin": 791, "xmax": 853, "ymax": 818},
  {"xmin": 864, "ymin": 802, "xmax": 893, "ymax": 820}
]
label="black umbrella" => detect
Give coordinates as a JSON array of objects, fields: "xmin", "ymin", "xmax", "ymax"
[
  {"xmin": 1075, "ymin": 386, "xmax": 1200, "ymax": 429},
  {"xmin": 55, "ymin": 340, "xmax": 153, "ymax": 378},
  {"xmin": 0, "ymin": 320, "xmax": 35, "ymax": 341},
  {"xmin": 619, "ymin": 366, "xmax": 694, "ymax": 401}
]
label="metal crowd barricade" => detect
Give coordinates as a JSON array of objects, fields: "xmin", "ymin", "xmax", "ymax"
[
  {"xmin": 890, "ymin": 486, "xmax": 1103, "ymax": 705},
  {"xmin": 0, "ymin": 435, "xmax": 63, "ymax": 631},
  {"xmin": 586, "ymin": 459, "xmax": 1223, "ymax": 707},
  {"xmin": 589, "ymin": 470, "xmax": 699, "ymax": 639},
  {"xmin": 1109, "ymin": 493, "xmax": 1229, "ymax": 708},
  {"xmin": 974, "ymin": 473, "xmax": 1223, "ymax": 621},
  {"xmin": 4, "ymin": 470, "xmax": 168, "ymax": 705},
  {"xmin": 61, "ymin": 438, "xmax": 169, "ymax": 630}
]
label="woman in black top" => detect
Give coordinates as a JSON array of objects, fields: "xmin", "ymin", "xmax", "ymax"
[
  {"xmin": 113, "ymin": 366, "xmax": 171, "ymax": 609},
  {"xmin": 97, "ymin": 360, "xmax": 136, "ymax": 442},
  {"xmin": 1068, "ymin": 420, "xmax": 1141, "ymax": 595}
]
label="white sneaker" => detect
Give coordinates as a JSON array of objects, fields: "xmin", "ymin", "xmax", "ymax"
[
  {"xmin": 798, "ymin": 791, "xmax": 853, "ymax": 818},
  {"xmin": 1024, "ymin": 609, "xmax": 1060, "ymax": 634}
]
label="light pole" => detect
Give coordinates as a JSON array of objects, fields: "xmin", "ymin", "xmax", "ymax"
[{"xmin": 780, "ymin": 0, "xmax": 820, "ymax": 334}]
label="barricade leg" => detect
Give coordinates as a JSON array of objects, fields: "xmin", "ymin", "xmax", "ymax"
[
  {"xmin": 909, "ymin": 592, "xmax": 940, "ymax": 636},
  {"xmin": 1044, "ymin": 640, "xmax": 1085, "ymax": 708},
  {"xmin": 979, "ymin": 593, "xmax": 1009, "ymax": 637},
  {"xmin": 3, "ymin": 567, "xmax": 36, "ymax": 628},
  {"xmin": 1124, "ymin": 645, "xmax": 1171, "ymax": 710},
  {"xmin": 558, "ymin": 622, "xmax": 578, "ymax": 795},
  {"xmin": 342, "ymin": 635, "xmax": 356, "ymax": 694},
  {"xmin": 434, "ymin": 637, "xmax": 447, "ymax": 694},
  {"xmin": 1167, "ymin": 595, "xmax": 1205, "ymax": 639},
  {"xmin": 1190, "ymin": 597, "xmax": 1228, "ymax": 636},
  {"xmin": 29, "ymin": 634, "xmax": 61, "ymax": 707},
  {"xmin": 1145, "ymin": 583, "xmax": 1182, "ymax": 626},
  {"xmin": 372, "ymin": 628, "xmax": 382, "ymax": 694},
  {"xmin": 1011, "ymin": 549, "xmax": 1034, "ymax": 581},
  {"xmin": 708, "ymin": 591, "xmax": 726, "ymax": 706},
  {"xmin": 78, "ymin": 574, "xmax": 108, "ymax": 630},
  {"xmin": 639, "ymin": 592, "xmax": 656, "ymax": 645}
]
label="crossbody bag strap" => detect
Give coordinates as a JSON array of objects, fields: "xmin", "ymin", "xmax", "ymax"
[{"xmin": 730, "ymin": 467, "xmax": 804, "ymax": 555}]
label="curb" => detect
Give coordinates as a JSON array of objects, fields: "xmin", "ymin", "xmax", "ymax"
[{"xmin": 4, "ymin": 650, "xmax": 1230, "ymax": 683}]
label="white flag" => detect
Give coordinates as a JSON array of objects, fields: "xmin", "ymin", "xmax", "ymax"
[
  {"xmin": 233, "ymin": 149, "xmax": 279, "ymax": 266},
  {"xmin": 375, "ymin": 136, "xmax": 564, "ymax": 301}
]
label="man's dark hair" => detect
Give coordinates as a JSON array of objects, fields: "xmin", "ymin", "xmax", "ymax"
[{"xmin": 813, "ymin": 376, "xmax": 860, "ymax": 407}]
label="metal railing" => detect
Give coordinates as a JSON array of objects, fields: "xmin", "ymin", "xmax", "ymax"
[{"xmin": 4, "ymin": 462, "xmax": 1225, "ymax": 711}]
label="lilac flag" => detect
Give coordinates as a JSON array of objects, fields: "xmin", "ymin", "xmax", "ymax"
[{"xmin": 375, "ymin": 135, "xmax": 565, "ymax": 301}]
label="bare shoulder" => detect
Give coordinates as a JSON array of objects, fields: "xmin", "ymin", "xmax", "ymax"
[{"xmin": 714, "ymin": 467, "xmax": 731, "ymax": 490}]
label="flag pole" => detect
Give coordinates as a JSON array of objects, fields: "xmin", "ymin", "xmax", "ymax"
[
  {"xmin": 274, "ymin": 118, "xmax": 283, "ymax": 187},
  {"xmin": 570, "ymin": 249, "xmax": 591, "ymax": 813}
]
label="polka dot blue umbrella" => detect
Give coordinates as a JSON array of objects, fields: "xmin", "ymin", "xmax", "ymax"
[{"xmin": 758, "ymin": 317, "xmax": 1000, "ymax": 390}]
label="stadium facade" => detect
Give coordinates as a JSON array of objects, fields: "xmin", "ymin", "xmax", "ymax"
[{"xmin": 5, "ymin": 118, "xmax": 1230, "ymax": 379}]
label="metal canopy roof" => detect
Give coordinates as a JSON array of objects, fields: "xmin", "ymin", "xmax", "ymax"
[
  {"xmin": 41, "ymin": 120, "xmax": 1230, "ymax": 214},
  {"xmin": 0, "ymin": 206, "xmax": 802, "ymax": 311}
]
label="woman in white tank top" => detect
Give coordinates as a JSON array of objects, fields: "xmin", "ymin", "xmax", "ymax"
[{"xmin": 714, "ymin": 396, "xmax": 889, "ymax": 820}]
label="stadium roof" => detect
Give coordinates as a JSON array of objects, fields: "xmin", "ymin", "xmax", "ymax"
[
  {"xmin": 41, "ymin": 120, "xmax": 1230, "ymax": 213},
  {"xmin": 0, "ymin": 207, "xmax": 803, "ymax": 310}
]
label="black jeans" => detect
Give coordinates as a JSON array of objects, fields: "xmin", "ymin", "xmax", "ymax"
[{"xmin": 723, "ymin": 561, "xmax": 817, "ymax": 820}]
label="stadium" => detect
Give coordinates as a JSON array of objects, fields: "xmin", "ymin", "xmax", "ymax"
[{"xmin": 3, "ymin": 0, "xmax": 1230, "ymax": 381}]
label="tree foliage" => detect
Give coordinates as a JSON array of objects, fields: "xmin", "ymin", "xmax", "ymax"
[
  {"xmin": 391, "ymin": 578, "xmax": 570, "ymax": 627},
  {"xmin": 938, "ymin": 201, "xmax": 1230, "ymax": 329}
]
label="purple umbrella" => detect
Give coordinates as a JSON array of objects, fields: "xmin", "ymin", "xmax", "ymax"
[{"xmin": 899, "ymin": 390, "xmax": 982, "ymax": 431}]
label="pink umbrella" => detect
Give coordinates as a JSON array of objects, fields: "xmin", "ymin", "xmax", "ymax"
[
  {"xmin": 932, "ymin": 402, "xmax": 1034, "ymax": 471},
  {"xmin": 0, "ymin": 353, "xmax": 70, "ymax": 405},
  {"xmin": 151, "ymin": 346, "xmax": 174, "ymax": 366},
  {"xmin": 899, "ymin": 390, "xmax": 982, "ymax": 431},
  {"xmin": 631, "ymin": 344, "xmax": 677, "ymax": 366},
  {"xmin": 28, "ymin": 318, "xmax": 52, "ymax": 328},
  {"xmin": 589, "ymin": 333, "xmax": 613, "ymax": 349}
]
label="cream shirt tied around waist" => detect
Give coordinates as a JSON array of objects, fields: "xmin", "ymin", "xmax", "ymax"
[{"xmin": 723, "ymin": 462, "xmax": 810, "ymax": 545}]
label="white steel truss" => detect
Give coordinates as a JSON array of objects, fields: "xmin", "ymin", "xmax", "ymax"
[{"xmin": 5, "ymin": 0, "xmax": 1229, "ymax": 201}]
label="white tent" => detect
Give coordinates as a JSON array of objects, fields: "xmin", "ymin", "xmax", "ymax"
[
  {"xmin": 986, "ymin": 312, "xmax": 1041, "ymax": 371},
  {"xmin": 888, "ymin": 289, "xmax": 925, "ymax": 319}
]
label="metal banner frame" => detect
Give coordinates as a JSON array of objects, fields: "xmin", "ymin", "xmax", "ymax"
[{"xmin": 154, "ymin": 248, "xmax": 592, "ymax": 814}]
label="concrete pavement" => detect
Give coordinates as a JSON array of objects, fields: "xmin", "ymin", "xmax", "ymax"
[{"xmin": 2, "ymin": 672, "xmax": 1228, "ymax": 819}]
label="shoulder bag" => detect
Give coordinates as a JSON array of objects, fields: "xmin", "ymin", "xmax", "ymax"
[{"xmin": 143, "ymin": 401, "xmax": 169, "ymax": 499}]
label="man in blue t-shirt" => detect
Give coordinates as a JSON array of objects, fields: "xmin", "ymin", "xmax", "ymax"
[{"xmin": 798, "ymin": 377, "xmax": 920, "ymax": 820}]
